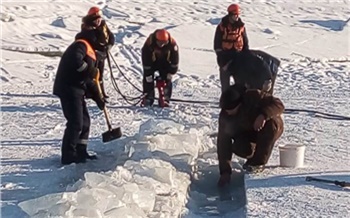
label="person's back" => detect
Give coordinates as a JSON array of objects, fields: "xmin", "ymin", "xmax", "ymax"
[
  {"xmin": 224, "ymin": 51, "xmax": 273, "ymax": 92},
  {"xmin": 54, "ymin": 31, "xmax": 97, "ymax": 97},
  {"xmin": 219, "ymin": 87, "xmax": 283, "ymax": 133},
  {"xmin": 249, "ymin": 50, "xmax": 281, "ymax": 93},
  {"xmin": 54, "ymin": 44, "xmax": 81, "ymax": 96}
]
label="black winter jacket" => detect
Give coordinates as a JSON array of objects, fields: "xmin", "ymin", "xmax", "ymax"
[
  {"xmin": 79, "ymin": 19, "xmax": 115, "ymax": 52},
  {"xmin": 250, "ymin": 50, "xmax": 281, "ymax": 77},
  {"xmin": 141, "ymin": 31, "xmax": 179, "ymax": 75},
  {"xmin": 53, "ymin": 30, "xmax": 99, "ymax": 98}
]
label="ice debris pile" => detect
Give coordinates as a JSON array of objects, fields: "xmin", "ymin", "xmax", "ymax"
[{"xmin": 19, "ymin": 118, "xmax": 215, "ymax": 217}]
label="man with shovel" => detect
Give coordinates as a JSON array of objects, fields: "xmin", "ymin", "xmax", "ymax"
[{"xmin": 53, "ymin": 28, "xmax": 107, "ymax": 165}]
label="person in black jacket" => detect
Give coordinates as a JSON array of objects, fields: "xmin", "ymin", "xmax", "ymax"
[
  {"xmin": 141, "ymin": 29, "xmax": 179, "ymax": 107},
  {"xmin": 53, "ymin": 29, "xmax": 106, "ymax": 165},
  {"xmin": 214, "ymin": 3, "xmax": 249, "ymax": 93},
  {"xmin": 79, "ymin": 6, "xmax": 115, "ymax": 99}
]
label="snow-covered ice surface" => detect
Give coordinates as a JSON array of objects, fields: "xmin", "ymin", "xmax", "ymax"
[{"xmin": 1, "ymin": 0, "xmax": 350, "ymax": 217}]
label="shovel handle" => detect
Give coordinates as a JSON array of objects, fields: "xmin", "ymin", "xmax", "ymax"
[
  {"xmin": 306, "ymin": 176, "xmax": 350, "ymax": 187},
  {"xmin": 94, "ymin": 69, "xmax": 103, "ymax": 98},
  {"xmin": 103, "ymin": 106, "xmax": 113, "ymax": 131},
  {"xmin": 95, "ymin": 70, "xmax": 112, "ymax": 131}
]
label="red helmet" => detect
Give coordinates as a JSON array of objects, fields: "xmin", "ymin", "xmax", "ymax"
[
  {"xmin": 155, "ymin": 29, "xmax": 170, "ymax": 41},
  {"xmin": 87, "ymin": 6, "xmax": 102, "ymax": 17},
  {"xmin": 227, "ymin": 4, "xmax": 240, "ymax": 15}
]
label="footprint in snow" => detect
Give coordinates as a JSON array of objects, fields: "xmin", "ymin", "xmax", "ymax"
[{"xmin": 0, "ymin": 13, "xmax": 15, "ymax": 22}]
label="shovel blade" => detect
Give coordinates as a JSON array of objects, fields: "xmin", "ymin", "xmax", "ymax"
[{"xmin": 102, "ymin": 127, "xmax": 122, "ymax": 143}]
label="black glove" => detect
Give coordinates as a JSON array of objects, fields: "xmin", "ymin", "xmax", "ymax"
[
  {"xmin": 106, "ymin": 44, "xmax": 113, "ymax": 52},
  {"xmin": 85, "ymin": 80, "xmax": 105, "ymax": 110},
  {"xmin": 96, "ymin": 50, "xmax": 107, "ymax": 61}
]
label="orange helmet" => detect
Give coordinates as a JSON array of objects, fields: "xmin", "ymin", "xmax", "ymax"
[
  {"xmin": 87, "ymin": 6, "xmax": 102, "ymax": 17},
  {"xmin": 155, "ymin": 29, "xmax": 170, "ymax": 41},
  {"xmin": 227, "ymin": 4, "xmax": 240, "ymax": 15}
]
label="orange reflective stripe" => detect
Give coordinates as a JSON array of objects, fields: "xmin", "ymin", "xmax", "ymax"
[{"xmin": 75, "ymin": 39, "xmax": 96, "ymax": 61}]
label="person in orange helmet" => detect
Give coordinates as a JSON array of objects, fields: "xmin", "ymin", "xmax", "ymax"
[
  {"xmin": 214, "ymin": 3, "xmax": 249, "ymax": 93},
  {"xmin": 76, "ymin": 6, "xmax": 115, "ymax": 100},
  {"xmin": 141, "ymin": 29, "xmax": 179, "ymax": 107}
]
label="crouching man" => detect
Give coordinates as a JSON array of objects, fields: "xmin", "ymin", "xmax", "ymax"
[{"xmin": 217, "ymin": 84, "xmax": 284, "ymax": 187}]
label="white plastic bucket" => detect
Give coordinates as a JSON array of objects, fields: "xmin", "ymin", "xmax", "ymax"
[{"xmin": 278, "ymin": 144, "xmax": 306, "ymax": 168}]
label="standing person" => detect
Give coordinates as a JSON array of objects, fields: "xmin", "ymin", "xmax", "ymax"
[
  {"xmin": 141, "ymin": 29, "xmax": 179, "ymax": 107},
  {"xmin": 214, "ymin": 3, "xmax": 249, "ymax": 93},
  {"xmin": 78, "ymin": 6, "xmax": 115, "ymax": 99},
  {"xmin": 216, "ymin": 84, "xmax": 284, "ymax": 187},
  {"xmin": 54, "ymin": 30, "xmax": 106, "ymax": 165}
]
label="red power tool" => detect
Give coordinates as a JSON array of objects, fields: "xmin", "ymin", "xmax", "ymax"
[{"xmin": 155, "ymin": 77, "xmax": 168, "ymax": 108}]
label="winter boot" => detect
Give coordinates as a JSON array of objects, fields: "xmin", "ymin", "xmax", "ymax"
[
  {"xmin": 242, "ymin": 163, "xmax": 265, "ymax": 174},
  {"xmin": 141, "ymin": 95, "xmax": 154, "ymax": 107},
  {"xmin": 61, "ymin": 150, "xmax": 86, "ymax": 165},
  {"xmin": 217, "ymin": 173, "xmax": 231, "ymax": 187},
  {"xmin": 61, "ymin": 153, "xmax": 77, "ymax": 165},
  {"xmin": 77, "ymin": 144, "xmax": 97, "ymax": 160}
]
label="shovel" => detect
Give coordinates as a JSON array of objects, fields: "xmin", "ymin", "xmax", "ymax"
[
  {"xmin": 95, "ymin": 70, "xmax": 122, "ymax": 143},
  {"xmin": 306, "ymin": 176, "xmax": 350, "ymax": 188}
]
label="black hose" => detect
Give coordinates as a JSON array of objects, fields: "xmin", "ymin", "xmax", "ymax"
[
  {"xmin": 106, "ymin": 52, "xmax": 144, "ymax": 106},
  {"xmin": 108, "ymin": 51, "xmax": 143, "ymax": 93},
  {"xmin": 105, "ymin": 53, "xmax": 350, "ymax": 121}
]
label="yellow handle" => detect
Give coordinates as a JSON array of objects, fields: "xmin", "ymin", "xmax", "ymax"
[
  {"xmin": 94, "ymin": 69, "xmax": 112, "ymax": 130},
  {"xmin": 95, "ymin": 68, "xmax": 100, "ymax": 82},
  {"xmin": 94, "ymin": 69, "xmax": 103, "ymax": 98}
]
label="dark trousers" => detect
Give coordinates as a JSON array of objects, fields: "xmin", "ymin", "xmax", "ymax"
[
  {"xmin": 219, "ymin": 67, "xmax": 231, "ymax": 93},
  {"xmin": 97, "ymin": 60, "xmax": 104, "ymax": 79},
  {"xmin": 60, "ymin": 96, "xmax": 90, "ymax": 159},
  {"xmin": 232, "ymin": 117, "xmax": 284, "ymax": 166},
  {"xmin": 143, "ymin": 67, "xmax": 172, "ymax": 104}
]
